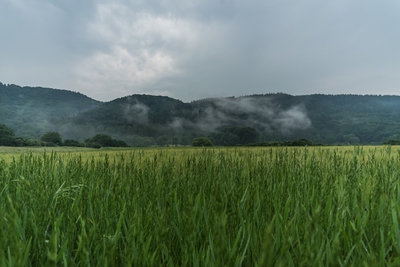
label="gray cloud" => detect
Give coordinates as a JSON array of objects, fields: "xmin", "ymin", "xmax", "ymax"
[{"xmin": 1, "ymin": 0, "xmax": 400, "ymax": 101}]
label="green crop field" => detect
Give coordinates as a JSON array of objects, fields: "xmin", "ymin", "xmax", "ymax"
[{"xmin": 1, "ymin": 146, "xmax": 400, "ymax": 266}]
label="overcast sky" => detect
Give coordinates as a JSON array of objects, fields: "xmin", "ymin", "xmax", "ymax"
[{"xmin": 1, "ymin": 0, "xmax": 400, "ymax": 102}]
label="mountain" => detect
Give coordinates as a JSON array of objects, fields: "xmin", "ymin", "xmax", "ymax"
[
  {"xmin": 61, "ymin": 94, "xmax": 195, "ymax": 142},
  {"xmin": 2, "ymin": 82, "xmax": 400, "ymax": 145},
  {"xmin": 0, "ymin": 83, "xmax": 101, "ymax": 138},
  {"xmin": 63, "ymin": 93, "xmax": 400, "ymax": 145},
  {"xmin": 296, "ymin": 94, "xmax": 400, "ymax": 144}
]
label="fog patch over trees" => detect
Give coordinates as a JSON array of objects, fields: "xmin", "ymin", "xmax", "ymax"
[
  {"xmin": 191, "ymin": 97, "xmax": 311, "ymax": 134},
  {"xmin": 122, "ymin": 97, "xmax": 150, "ymax": 124}
]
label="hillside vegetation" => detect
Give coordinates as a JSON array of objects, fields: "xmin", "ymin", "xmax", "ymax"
[
  {"xmin": 2, "ymin": 82, "xmax": 400, "ymax": 145},
  {"xmin": 0, "ymin": 83, "xmax": 101, "ymax": 138}
]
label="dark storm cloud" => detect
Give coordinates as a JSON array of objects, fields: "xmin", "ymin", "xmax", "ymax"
[{"xmin": 1, "ymin": 0, "xmax": 400, "ymax": 101}]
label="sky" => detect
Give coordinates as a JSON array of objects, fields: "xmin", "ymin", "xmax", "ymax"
[{"xmin": 1, "ymin": 0, "xmax": 400, "ymax": 102}]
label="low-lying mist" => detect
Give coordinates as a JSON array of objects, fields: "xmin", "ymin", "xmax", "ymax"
[{"xmin": 189, "ymin": 97, "xmax": 311, "ymax": 134}]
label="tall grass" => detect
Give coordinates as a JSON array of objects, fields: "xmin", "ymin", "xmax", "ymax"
[{"xmin": 1, "ymin": 146, "xmax": 400, "ymax": 266}]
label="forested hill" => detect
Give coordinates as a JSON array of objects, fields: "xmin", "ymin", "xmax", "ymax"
[
  {"xmin": 63, "ymin": 93, "xmax": 400, "ymax": 145},
  {"xmin": 0, "ymin": 83, "xmax": 101, "ymax": 137},
  {"xmin": 2, "ymin": 82, "xmax": 400, "ymax": 145},
  {"xmin": 296, "ymin": 94, "xmax": 400, "ymax": 144}
]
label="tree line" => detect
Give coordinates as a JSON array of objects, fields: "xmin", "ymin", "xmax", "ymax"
[
  {"xmin": 4, "ymin": 122, "xmax": 400, "ymax": 148},
  {"xmin": 0, "ymin": 124, "xmax": 128, "ymax": 148}
]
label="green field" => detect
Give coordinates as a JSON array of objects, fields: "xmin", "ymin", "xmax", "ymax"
[{"xmin": 1, "ymin": 146, "xmax": 400, "ymax": 266}]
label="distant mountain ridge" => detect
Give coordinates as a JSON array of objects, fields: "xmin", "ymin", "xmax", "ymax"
[
  {"xmin": 2, "ymin": 82, "xmax": 400, "ymax": 145},
  {"xmin": 0, "ymin": 83, "xmax": 101, "ymax": 137}
]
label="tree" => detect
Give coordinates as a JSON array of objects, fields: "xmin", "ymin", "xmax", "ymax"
[
  {"xmin": 220, "ymin": 133, "xmax": 240, "ymax": 146},
  {"xmin": 233, "ymin": 127, "xmax": 260, "ymax": 144},
  {"xmin": 40, "ymin": 131, "xmax": 62, "ymax": 145},
  {"xmin": 87, "ymin": 142, "xmax": 102, "ymax": 149},
  {"xmin": 116, "ymin": 140, "xmax": 129, "ymax": 147},
  {"xmin": 156, "ymin": 135, "xmax": 169, "ymax": 146},
  {"xmin": 0, "ymin": 124, "xmax": 15, "ymax": 139},
  {"xmin": 86, "ymin": 134, "xmax": 116, "ymax": 147},
  {"xmin": 192, "ymin": 137, "xmax": 213, "ymax": 147},
  {"xmin": 382, "ymin": 139, "xmax": 400, "ymax": 145},
  {"xmin": 291, "ymin": 138, "xmax": 313, "ymax": 146},
  {"xmin": 0, "ymin": 124, "xmax": 18, "ymax": 146},
  {"xmin": 63, "ymin": 139, "xmax": 84, "ymax": 147},
  {"xmin": 219, "ymin": 127, "xmax": 260, "ymax": 145},
  {"xmin": 85, "ymin": 134, "xmax": 128, "ymax": 147}
]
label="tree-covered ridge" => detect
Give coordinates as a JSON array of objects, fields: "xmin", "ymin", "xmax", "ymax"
[
  {"xmin": 68, "ymin": 93, "xmax": 400, "ymax": 145},
  {"xmin": 72, "ymin": 95, "xmax": 193, "ymax": 126},
  {"xmin": 0, "ymin": 83, "xmax": 101, "ymax": 138},
  {"xmin": 297, "ymin": 94, "xmax": 400, "ymax": 144},
  {"xmin": 2, "ymin": 82, "xmax": 400, "ymax": 146}
]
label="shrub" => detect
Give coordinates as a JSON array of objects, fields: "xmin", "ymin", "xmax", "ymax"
[
  {"xmin": 40, "ymin": 132, "xmax": 62, "ymax": 145},
  {"xmin": 192, "ymin": 137, "xmax": 213, "ymax": 147},
  {"xmin": 63, "ymin": 139, "xmax": 84, "ymax": 147}
]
